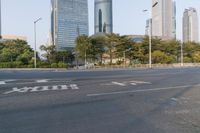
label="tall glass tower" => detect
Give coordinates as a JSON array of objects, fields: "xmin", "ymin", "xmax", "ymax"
[
  {"xmin": 51, "ymin": 0, "xmax": 89, "ymax": 51},
  {"xmin": 95, "ymin": 0, "xmax": 113, "ymax": 34}
]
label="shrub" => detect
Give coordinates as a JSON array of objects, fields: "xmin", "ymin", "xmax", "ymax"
[{"xmin": 51, "ymin": 63, "xmax": 58, "ymax": 68}]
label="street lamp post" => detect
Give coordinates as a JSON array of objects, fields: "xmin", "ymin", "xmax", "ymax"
[
  {"xmin": 149, "ymin": 19, "xmax": 152, "ymax": 69},
  {"xmin": 181, "ymin": 43, "xmax": 183, "ymax": 66},
  {"xmin": 85, "ymin": 49, "xmax": 87, "ymax": 69},
  {"xmin": 143, "ymin": 2, "xmax": 158, "ymax": 69},
  {"xmin": 123, "ymin": 48, "xmax": 131, "ymax": 68},
  {"xmin": 34, "ymin": 17, "xmax": 42, "ymax": 69},
  {"xmin": 123, "ymin": 51, "xmax": 126, "ymax": 68}
]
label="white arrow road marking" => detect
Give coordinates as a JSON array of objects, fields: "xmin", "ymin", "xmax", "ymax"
[
  {"xmin": 101, "ymin": 80, "xmax": 151, "ymax": 87},
  {"xmin": 70, "ymin": 84, "xmax": 79, "ymax": 90},
  {"xmin": 112, "ymin": 82, "xmax": 126, "ymax": 86}
]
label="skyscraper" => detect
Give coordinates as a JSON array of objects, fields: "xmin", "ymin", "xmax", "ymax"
[
  {"xmin": 94, "ymin": 0, "xmax": 113, "ymax": 34},
  {"xmin": 51, "ymin": 0, "xmax": 89, "ymax": 51},
  {"xmin": 152, "ymin": 0, "xmax": 176, "ymax": 40},
  {"xmin": 183, "ymin": 8, "xmax": 199, "ymax": 43}
]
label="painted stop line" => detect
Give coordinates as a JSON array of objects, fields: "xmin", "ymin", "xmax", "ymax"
[{"xmin": 3, "ymin": 84, "xmax": 79, "ymax": 95}]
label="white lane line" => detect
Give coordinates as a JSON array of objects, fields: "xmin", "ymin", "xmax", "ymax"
[
  {"xmin": 130, "ymin": 81, "xmax": 151, "ymax": 84},
  {"xmin": 36, "ymin": 79, "xmax": 48, "ymax": 83},
  {"xmin": 87, "ymin": 84, "xmax": 199, "ymax": 97},
  {"xmin": 100, "ymin": 83, "xmax": 113, "ymax": 86},
  {"xmin": 0, "ymin": 80, "xmax": 16, "ymax": 85},
  {"xmin": 112, "ymin": 82, "xmax": 126, "ymax": 86}
]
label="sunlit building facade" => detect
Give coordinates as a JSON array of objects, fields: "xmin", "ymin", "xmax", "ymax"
[
  {"xmin": 183, "ymin": 8, "xmax": 199, "ymax": 43},
  {"xmin": 51, "ymin": 0, "xmax": 89, "ymax": 51},
  {"xmin": 152, "ymin": 0, "xmax": 176, "ymax": 40}
]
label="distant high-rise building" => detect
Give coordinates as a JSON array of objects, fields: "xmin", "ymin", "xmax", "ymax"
[
  {"xmin": 172, "ymin": 1, "xmax": 176, "ymax": 39},
  {"xmin": 152, "ymin": 0, "xmax": 176, "ymax": 40},
  {"xmin": 94, "ymin": 0, "xmax": 113, "ymax": 34},
  {"xmin": 51, "ymin": 0, "xmax": 89, "ymax": 51},
  {"xmin": 183, "ymin": 8, "xmax": 199, "ymax": 43}
]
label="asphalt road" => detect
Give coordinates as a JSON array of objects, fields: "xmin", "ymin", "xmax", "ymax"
[{"xmin": 0, "ymin": 68, "xmax": 200, "ymax": 133}]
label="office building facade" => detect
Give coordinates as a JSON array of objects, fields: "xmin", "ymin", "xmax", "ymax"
[
  {"xmin": 183, "ymin": 8, "xmax": 199, "ymax": 43},
  {"xmin": 152, "ymin": 0, "xmax": 176, "ymax": 40},
  {"xmin": 51, "ymin": 0, "xmax": 89, "ymax": 51},
  {"xmin": 95, "ymin": 0, "xmax": 113, "ymax": 34}
]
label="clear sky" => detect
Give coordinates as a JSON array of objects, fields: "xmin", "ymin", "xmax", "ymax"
[{"xmin": 2, "ymin": 0, "xmax": 200, "ymax": 51}]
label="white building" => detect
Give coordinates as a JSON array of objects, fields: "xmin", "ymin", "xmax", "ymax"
[
  {"xmin": 183, "ymin": 8, "xmax": 199, "ymax": 43},
  {"xmin": 152, "ymin": 0, "xmax": 176, "ymax": 40}
]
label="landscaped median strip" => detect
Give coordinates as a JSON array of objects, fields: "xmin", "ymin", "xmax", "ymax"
[{"xmin": 86, "ymin": 84, "xmax": 200, "ymax": 97}]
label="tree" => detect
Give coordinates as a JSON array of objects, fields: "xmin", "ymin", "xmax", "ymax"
[
  {"xmin": 152, "ymin": 50, "xmax": 168, "ymax": 64},
  {"xmin": 40, "ymin": 45, "xmax": 57, "ymax": 63},
  {"xmin": 75, "ymin": 35, "xmax": 90, "ymax": 61},
  {"xmin": 105, "ymin": 33, "xmax": 120, "ymax": 65},
  {"xmin": 131, "ymin": 42, "xmax": 146, "ymax": 64},
  {"xmin": 90, "ymin": 36, "xmax": 106, "ymax": 63},
  {"xmin": 0, "ymin": 40, "xmax": 33, "ymax": 66},
  {"xmin": 56, "ymin": 51, "xmax": 74, "ymax": 64},
  {"xmin": 183, "ymin": 42, "xmax": 200, "ymax": 62},
  {"xmin": 193, "ymin": 51, "xmax": 200, "ymax": 63}
]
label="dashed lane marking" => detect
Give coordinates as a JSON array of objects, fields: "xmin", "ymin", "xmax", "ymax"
[
  {"xmin": 130, "ymin": 81, "xmax": 151, "ymax": 84},
  {"xmin": 111, "ymin": 82, "xmax": 126, "ymax": 86}
]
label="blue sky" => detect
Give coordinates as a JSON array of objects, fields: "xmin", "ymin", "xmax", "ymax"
[{"xmin": 2, "ymin": 0, "xmax": 200, "ymax": 50}]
